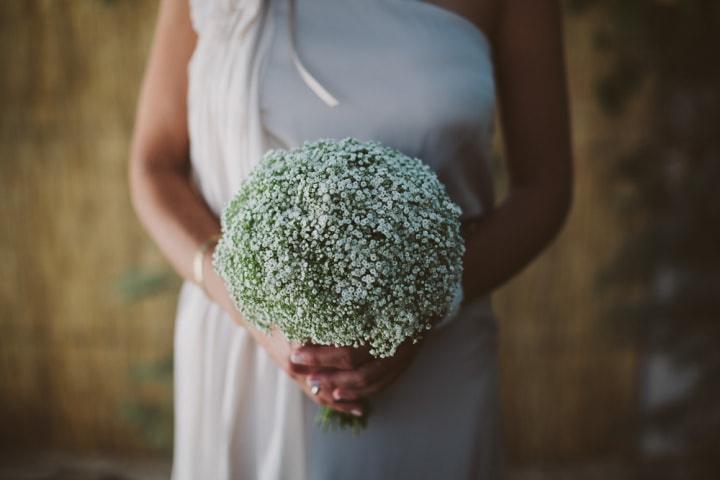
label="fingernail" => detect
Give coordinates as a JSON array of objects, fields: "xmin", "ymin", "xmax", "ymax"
[
  {"xmin": 306, "ymin": 377, "xmax": 319, "ymax": 388},
  {"xmin": 351, "ymin": 408, "xmax": 363, "ymax": 417},
  {"xmin": 332, "ymin": 389, "xmax": 343, "ymax": 400},
  {"xmin": 290, "ymin": 353, "xmax": 307, "ymax": 364}
]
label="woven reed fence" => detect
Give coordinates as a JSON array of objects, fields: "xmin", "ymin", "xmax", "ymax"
[{"xmin": 0, "ymin": 0, "xmax": 647, "ymax": 462}]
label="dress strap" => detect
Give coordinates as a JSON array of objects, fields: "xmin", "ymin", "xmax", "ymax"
[{"xmin": 287, "ymin": 0, "xmax": 340, "ymax": 107}]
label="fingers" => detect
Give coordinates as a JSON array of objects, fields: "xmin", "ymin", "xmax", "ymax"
[
  {"xmin": 271, "ymin": 330, "xmax": 370, "ymax": 415},
  {"xmin": 287, "ymin": 361, "xmax": 315, "ymax": 376},
  {"xmin": 287, "ymin": 338, "xmax": 418, "ymax": 410},
  {"xmin": 290, "ymin": 343, "xmax": 373, "ymax": 370},
  {"xmin": 310, "ymin": 339, "xmax": 419, "ymax": 401},
  {"xmin": 308, "ymin": 358, "xmax": 390, "ymax": 401},
  {"xmin": 302, "ymin": 374, "xmax": 365, "ymax": 417},
  {"xmin": 285, "ymin": 362, "xmax": 366, "ymax": 416}
]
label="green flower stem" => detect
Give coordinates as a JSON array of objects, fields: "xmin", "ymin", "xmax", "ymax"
[{"xmin": 314, "ymin": 400, "xmax": 373, "ymax": 436}]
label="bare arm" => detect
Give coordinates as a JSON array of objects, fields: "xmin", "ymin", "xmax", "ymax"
[
  {"xmin": 128, "ymin": 0, "xmax": 364, "ymax": 415},
  {"xmin": 461, "ymin": 0, "xmax": 574, "ymax": 302},
  {"xmin": 128, "ymin": 0, "xmax": 241, "ymax": 319}
]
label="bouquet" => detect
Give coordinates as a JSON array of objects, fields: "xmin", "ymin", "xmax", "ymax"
[{"xmin": 213, "ymin": 137, "xmax": 465, "ymax": 432}]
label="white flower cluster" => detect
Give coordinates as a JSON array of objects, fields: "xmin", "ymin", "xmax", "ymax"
[{"xmin": 213, "ymin": 137, "xmax": 465, "ymax": 358}]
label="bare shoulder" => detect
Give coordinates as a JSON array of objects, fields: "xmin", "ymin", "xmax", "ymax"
[{"xmin": 130, "ymin": 0, "xmax": 198, "ymax": 173}]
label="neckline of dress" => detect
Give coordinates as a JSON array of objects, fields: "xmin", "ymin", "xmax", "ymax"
[
  {"xmin": 417, "ymin": 1, "xmax": 492, "ymax": 52},
  {"xmin": 284, "ymin": 0, "xmax": 492, "ymax": 109}
]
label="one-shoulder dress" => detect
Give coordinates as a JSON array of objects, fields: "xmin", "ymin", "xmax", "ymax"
[{"xmin": 173, "ymin": 0, "xmax": 504, "ymax": 478}]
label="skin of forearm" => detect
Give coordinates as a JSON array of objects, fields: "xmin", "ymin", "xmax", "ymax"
[
  {"xmin": 461, "ymin": 183, "xmax": 571, "ymax": 303},
  {"xmin": 129, "ymin": 158, "xmax": 255, "ymax": 330},
  {"xmin": 129, "ymin": 158, "xmax": 219, "ymax": 281}
]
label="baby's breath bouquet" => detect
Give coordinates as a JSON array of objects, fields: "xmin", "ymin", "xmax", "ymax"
[{"xmin": 213, "ymin": 137, "xmax": 465, "ymax": 431}]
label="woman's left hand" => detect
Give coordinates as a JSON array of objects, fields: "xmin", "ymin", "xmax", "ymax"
[{"xmin": 288, "ymin": 335, "xmax": 425, "ymax": 403}]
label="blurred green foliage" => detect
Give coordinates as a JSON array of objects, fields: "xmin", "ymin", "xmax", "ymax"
[
  {"xmin": 114, "ymin": 267, "xmax": 177, "ymax": 452},
  {"xmin": 121, "ymin": 355, "xmax": 174, "ymax": 452},
  {"xmin": 114, "ymin": 267, "xmax": 180, "ymax": 303}
]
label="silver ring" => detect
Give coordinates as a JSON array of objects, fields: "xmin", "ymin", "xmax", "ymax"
[{"xmin": 310, "ymin": 384, "xmax": 321, "ymax": 396}]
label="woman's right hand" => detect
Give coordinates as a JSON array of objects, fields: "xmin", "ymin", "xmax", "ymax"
[{"xmin": 252, "ymin": 326, "xmax": 366, "ymax": 418}]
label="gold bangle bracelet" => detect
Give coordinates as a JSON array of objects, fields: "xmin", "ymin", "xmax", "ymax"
[{"xmin": 193, "ymin": 234, "xmax": 221, "ymax": 295}]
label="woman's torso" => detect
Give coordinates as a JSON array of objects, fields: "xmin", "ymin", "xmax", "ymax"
[
  {"xmin": 260, "ymin": 0, "xmax": 498, "ymax": 222},
  {"xmin": 179, "ymin": 2, "xmax": 504, "ymax": 477},
  {"xmin": 187, "ymin": 0, "xmax": 498, "ymax": 223}
]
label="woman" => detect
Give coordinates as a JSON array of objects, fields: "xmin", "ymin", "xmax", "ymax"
[{"xmin": 129, "ymin": 0, "xmax": 573, "ymax": 478}]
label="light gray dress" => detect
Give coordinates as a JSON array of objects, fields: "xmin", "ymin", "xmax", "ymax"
[
  {"xmin": 178, "ymin": 0, "xmax": 504, "ymax": 478},
  {"xmin": 261, "ymin": 0, "xmax": 504, "ymax": 478}
]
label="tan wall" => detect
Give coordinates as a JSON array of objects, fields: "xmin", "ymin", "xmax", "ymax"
[
  {"xmin": 0, "ymin": 0, "xmax": 647, "ymax": 461},
  {"xmin": 493, "ymin": 10, "xmax": 650, "ymax": 462},
  {"xmin": 0, "ymin": 0, "xmax": 174, "ymax": 452}
]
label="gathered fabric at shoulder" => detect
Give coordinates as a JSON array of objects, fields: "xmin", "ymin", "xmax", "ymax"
[
  {"xmin": 186, "ymin": 0, "xmax": 339, "ymax": 216},
  {"xmin": 186, "ymin": 0, "xmax": 270, "ymax": 215},
  {"xmin": 188, "ymin": 0, "xmax": 264, "ymax": 37}
]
